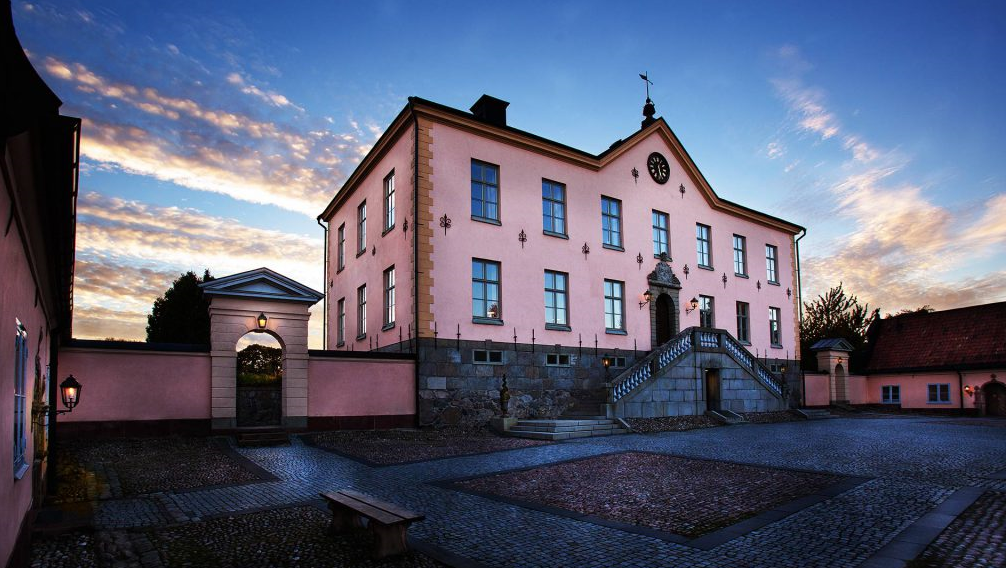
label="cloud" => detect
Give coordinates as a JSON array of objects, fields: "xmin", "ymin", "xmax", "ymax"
[
  {"xmin": 36, "ymin": 55, "xmax": 372, "ymax": 216},
  {"xmin": 226, "ymin": 72, "xmax": 304, "ymax": 111},
  {"xmin": 772, "ymin": 46, "xmax": 1006, "ymax": 313},
  {"xmin": 766, "ymin": 141, "xmax": 785, "ymax": 159}
]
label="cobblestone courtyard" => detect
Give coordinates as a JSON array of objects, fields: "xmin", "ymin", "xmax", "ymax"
[{"xmin": 32, "ymin": 416, "xmax": 1006, "ymax": 568}]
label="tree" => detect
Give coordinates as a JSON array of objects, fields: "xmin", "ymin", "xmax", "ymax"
[
  {"xmin": 800, "ymin": 283, "xmax": 880, "ymax": 372},
  {"xmin": 146, "ymin": 270, "xmax": 214, "ymax": 344},
  {"xmin": 885, "ymin": 305, "xmax": 934, "ymax": 318},
  {"xmin": 237, "ymin": 344, "xmax": 283, "ymax": 377}
]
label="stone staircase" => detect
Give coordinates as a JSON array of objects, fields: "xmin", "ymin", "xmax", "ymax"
[
  {"xmin": 507, "ymin": 418, "xmax": 630, "ymax": 441},
  {"xmin": 706, "ymin": 409, "xmax": 748, "ymax": 425},
  {"xmin": 796, "ymin": 408, "xmax": 835, "ymax": 420},
  {"xmin": 236, "ymin": 426, "xmax": 290, "ymax": 447}
]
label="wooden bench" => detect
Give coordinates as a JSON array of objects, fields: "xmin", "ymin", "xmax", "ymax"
[{"xmin": 319, "ymin": 490, "xmax": 425, "ymax": 558}]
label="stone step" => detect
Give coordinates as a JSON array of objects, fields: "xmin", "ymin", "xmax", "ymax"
[
  {"xmin": 510, "ymin": 423, "xmax": 621, "ymax": 434},
  {"xmin": 237, "ymin": 431, "xmax": 290, "ymax": 447},
  {"xmin": 507, "ymin": 428, "xmax": 629, "ymax": 441},
  {"xmin": 517, "ymin": 419, "xmax": 615, "ymax": 426},
  {"xmin": 797, "ymin": 408, "xmax": 835, "ymax": 420}
]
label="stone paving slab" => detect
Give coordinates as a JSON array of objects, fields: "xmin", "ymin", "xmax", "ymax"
[{"xmin": 76, "ymin": 416, "xmax": 1006, "ymax": 568}]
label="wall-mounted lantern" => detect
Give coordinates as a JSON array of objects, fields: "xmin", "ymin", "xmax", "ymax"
[
  {"xmin": 257, "ymin": 312, "xmax": 268, "ymax": 330},
  {"xmin": 685, "ymin": 297, "xmax": 699, "ymax": 314},
  {"xmin": 638, "ymin": 290, "xmax": 653, "ymax": 309},
  {"xmin": 60, "ymin": 375, "xmax": 82, "ymax": 412}
]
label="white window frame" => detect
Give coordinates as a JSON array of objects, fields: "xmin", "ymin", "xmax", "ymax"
[
  {"xmin": 13, "ymin": 320, "xmax": 28, "ymax": 479},
  {"xmin": 356, "ymin": 285, "xmax": 367, "ymax": 339},
  {"xmin": 927, "ymin": 383, "xmax": 951, "ymax": 404},
  {"xmin": 472, "ymin": 259, "xmax": 502, "ymax": 322},
  {"xmin": 544, "ymin": 270, "xmax": 569, "ymax": 329},
  {"xmin": 766, "ymin": 244, "xmax": 779, "ymax": 284},
  {"xmin": 652, "ymin": 210, "xmax": 669, "ymax": 257},
  {"xmin": 696, "ymin": 224, "xmax": 712, "ymax": 268},
  {"xmin": 601, "ymin": 196, "xmax": 623, "ymax": 249},
  {"xmin": 337, "ymin": 223, "xmax": 345, "ymax": 271},
  {"xmin": 604, "ymin": 279, "xmax": 625, "ymax": 332},
  {"xmin": 336, "ymin": 298, "xmax": 346, "ymax": 346},
  {"xmin": 542, "ymin": 179, "xmax": 566, "ymax": 237},
  {"xmin": 699, "ymin": 295, "xmax": 715, "ymax": 328},
  {"xmin": 545, "ymin": 353, "xmax": 571, "ymax": 367},
  {"xmin": 769, "ymin": 306, "xmax": 782, "ymax": 346},
  {"xmin": 383, "ymin": 170, "xmax": 395, "ymax": 232},
  {"xmin": 736, "ymin": 301, "xmax": 750, "ymax": 344},
  {"xmin": 882, "ymin": 385, "xmax": 900, "ymax": 404},
  {"xmin": 357, "ymin": 201, "xmax": 367, "ymax": 254},
  {"xmin": 471, "ymin": 160, "xmax": 500, "ymax": 223},
  {"xmin": 733, "ymin": 234, "xmax": 747, "ymax": 276},
  {"xmin": 383, "ymin": 266, "xmax": 396, "ymax": 328},
  {"xmin": 473, "ymin": 349, "xmax": 504, "ymax": 364}
]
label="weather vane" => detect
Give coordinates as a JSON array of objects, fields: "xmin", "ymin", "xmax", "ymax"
[{"xmin": 639, "ymin": 72, "xmax": 653, "ymax": 101}]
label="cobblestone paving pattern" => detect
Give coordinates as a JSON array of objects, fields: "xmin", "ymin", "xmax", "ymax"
[
  {"xmin": 82, "ymin": 417, "xmax": 1006, "ymax": 568},
  {"xmin": 907, "ymin": 489, "xmax": 1006, "ymax": 568},
  {"xmin": 454, "ymin": 452, "xmax": 841, "ymax": 537}
]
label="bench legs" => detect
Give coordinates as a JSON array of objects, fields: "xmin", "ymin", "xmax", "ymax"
[
  {"xmin": 327, "ymin": 503, "xmax": 364, "ymax": 535},
  {"xmin": 370, "ymin": 522, "xmax": 409, "ymax": 559}
]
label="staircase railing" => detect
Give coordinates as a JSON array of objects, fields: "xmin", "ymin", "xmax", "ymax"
[
  {"xmin": 609, "ymin": 329, "xmax": 692, "ymax": 402},
  {"xmin": 607, "ymin": 327, "xmax": 788, "ymax": 403}
]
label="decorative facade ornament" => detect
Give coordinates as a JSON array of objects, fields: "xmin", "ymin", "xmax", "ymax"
[
  {"xmin": 636, "ymin": 252, "xmax": 644, "ymax": 268},
  {"xmin": 787, "ymin": 287, "xmax": 792, "ymax": 299},
  {"xmin": 757, "ymin": 279, "xmax": 761, "ymax": 290},
  {"xmin": 722, "ymin": 273, "xmax": 728, "ymax": 288},
  {"xmin": 679, "ymin": 183, "xmax": 686, "ymax": 198},
  {"xmin": 647, "ymin": 260, "xmax": 681, "ymax": 289},
  {"xmin": 439, "ymin": 214, "xmax": 452, "ymax": 235},
  {"xmin": 403, "ymin": 218, "xmax": 408, "ymax": 233},
  {"xmin": 582, "ymin": 242, "xmax": 590, "ymax": 257},
  {"xmin": 683, "ymin": 264, "xmax": 690, "ymax": 279},
  {"xmin": 518, "ymin": 229, "xmax": 527, "ymax": 248},
  {"xmin": 631, "ymin": 167, "xmax": 639, "ymax": 184}
]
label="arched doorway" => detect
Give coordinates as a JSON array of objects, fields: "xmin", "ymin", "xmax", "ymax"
[
  {"xmin": 235, "ymin": 331, "xmax": 284, "ymax": 427},
  {"xmin": 655, "ymin": 294, "xmax": 674, "ymax": 345},
  {"xmin": 984, "ymin": 382, "xmax": 1006, "ymax": 416},
  {"xmin": 834, "ymin": 363, "xmax": 848, "ymax": 403}
]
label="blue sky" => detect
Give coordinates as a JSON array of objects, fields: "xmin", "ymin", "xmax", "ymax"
[{"xmin": 14, "ymin": 0, "xmax": 1006, "ymax": 344}]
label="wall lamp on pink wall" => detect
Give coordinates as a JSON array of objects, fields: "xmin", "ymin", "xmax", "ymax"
[
  {"xmin": 684, "ymin": 297, "xmax": 699, "ymax": 314},
  {"xmin": 257, "ymin": 313, "xmax": 268, "ymax": 330},
  {"xmin": 638, "ymin": 290, "xmax": 653, "ymax": 309},
  {"xmin": 964, "ymin": 385, "xmax": 976, "ymax": 397},
  {"xmin": 33, "ymin": 375, "xmax": 82, "ymax": 426}
]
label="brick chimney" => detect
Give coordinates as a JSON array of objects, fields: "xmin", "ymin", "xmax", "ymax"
[{"xmin": 470, "ymin": 94, "xmax": 509, "ymax": 127}]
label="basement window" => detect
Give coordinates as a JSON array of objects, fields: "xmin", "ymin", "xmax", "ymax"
[
  {"xmin": 473, "ymin": 349, "xmax": 503, "ymax": 364},
  {"xmin": 545, "ymin": 353, "xmax": 570, "ymax": 367}
]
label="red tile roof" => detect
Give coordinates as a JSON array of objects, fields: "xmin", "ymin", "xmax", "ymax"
[{"xmin": 864, "ymin": 302, "xmax": 1006, "ymax": 372}]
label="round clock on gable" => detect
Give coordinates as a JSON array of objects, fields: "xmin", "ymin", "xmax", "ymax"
[{"xmin": 647, "ymin": 152, "xmax": 670, "ymax": 184}]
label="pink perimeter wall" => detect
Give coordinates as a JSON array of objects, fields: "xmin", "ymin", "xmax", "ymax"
[
  {"xmin": 804, "ymin": 370, "xmax": 1001, "ymax": 410},
  {"xmin": 804, "ymin": 373, "xmax": 830, "ymax": 406},
  {"xmin": 308, "ymin": 357, "xmax": 415, "ymax": 417},
  {"xmin": 59, "ymin": 349, "xmax": 211, "ymax": 422},
  {"xmin": 427, "ymin": 121, "xmax": 799, "ymax": 354},
  {"xmin": 325, "ymin": 124, "xmax": 415, "ymax": 350}
]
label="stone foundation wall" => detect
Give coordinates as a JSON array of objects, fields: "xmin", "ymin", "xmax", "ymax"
[{"xmin": 416, "ymin": 338, "xmax": 641, "ymax": 426}]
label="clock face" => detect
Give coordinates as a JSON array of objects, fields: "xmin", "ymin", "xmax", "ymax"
[{"xmin": 647, "ymin": 152, "xmax": 670, "ymax": 184}]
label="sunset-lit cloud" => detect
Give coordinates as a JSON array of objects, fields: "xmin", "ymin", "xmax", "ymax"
[{"xmin": 772, "ymin": 47, "xmax": 1006, "ymax": 312}]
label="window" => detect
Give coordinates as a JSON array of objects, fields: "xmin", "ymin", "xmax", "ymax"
[
  {"xmin": 473, "ymin": 349, "xmax": 503, "ymax": 364},
  {"xmin": 356, "ymin": 285, "xmax": 367, "ymax": 338},
  {"xmin": 357, "ymin": 201, "xmax": 367, "ymax": 254},
  {"xmin": 13, "ymin": 320, "xmax": 28, "ymax": 478},
  {"xmin": 383, "ymin": 266, "xmax": 396, "ymax": 328},
  {"xmin": 337, "ymin": 224, "xmax": 346, "ymax": 271},
  {"xmin": 766, "ymin": 245, "xmax": 779, "ymax": 284},
  {"xmin": 383, "ymin": 170, "xmax": 395, "ymax": 232},
  {"xmin": 601, "ymin": 197, "xmax": 622, "ymax": 249},
  {"xmin": 733, "ymin": 234, "xmax": 747, "ymax": 276},
  {"xmin": 736, "ymin": 301, "xmax": 750, "ymax": 343},
  {"xmin": 546, "ymin": 353, "xmax": 571, "ymax": 366},
  {"xmin": 610, "ymin": 356, "xmax": 627, "ymax": 368},
  {"xmin": 472, "ymin": 259, "xmax": 501, "ymax": 322},
  {"xmin": 544, "ymin": 270, "xmax": 569, "ymax": 329},
  {"xmin": 769, "ymin": 306, "xmax": 782, "ymax": 346},
  {"xmin": 699, "ymin": 295, "xmax": 714, "ymax": 328},
  {"xmin": 336, "ymin": 298, "xmax": 346, "ymax": 345},
  {"xmin": 604, "ymin": 279, "xmax": 625, "ymax": 332},
  {"xmin": 471, "ymin": 160, "xmax": 500, "ymax": 222},
  {"xmin": 652, "ymin": 210, "xmax": 669, "ymax": 257},
  {"xmin": 542, "ymin": 179, "xmax": 566, "ymax": 236},
  {"xmin": 928, "ymin": 384, "xmax": 951, "ymax": 404},
  {"xmin": 882, "ymin": 385, "xmax": 901, "ymax": 404},
  {"xmin": 696, "ymin": 224, "xmax": 712, "ymax": 268}
]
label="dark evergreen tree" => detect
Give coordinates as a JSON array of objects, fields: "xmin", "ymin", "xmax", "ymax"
[
  {"xmin": 145, "ymin": 270, "xmax": 214, "ymax": 344},
  {"xmin": 799, "ymin": 283, "xmax": 879, "ymax": 372}
]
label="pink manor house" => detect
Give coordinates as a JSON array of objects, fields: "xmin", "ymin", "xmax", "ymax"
[{"xmin": 4, "ymin": 4, "xmax": 1005, "ymax": 564}]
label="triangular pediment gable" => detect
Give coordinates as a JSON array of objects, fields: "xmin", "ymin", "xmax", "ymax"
[{"xmin": 199, "ymin": 267, "xmax": 323, "ymax": 305}]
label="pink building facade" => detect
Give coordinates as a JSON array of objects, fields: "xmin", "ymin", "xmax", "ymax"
[
  {"xmin": 0, "ymin": 5, "xmax": 80, "ymax": 564},
  {"xmin": 320, "ymin": 95, "xmax": 804, "ymax": 425}
]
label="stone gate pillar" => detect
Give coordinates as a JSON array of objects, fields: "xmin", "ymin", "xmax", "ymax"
[
  {"xmin": 199, "ymin": 268, "xmax": 323, "ymax": 430},
  {"xmin": 809, "ymin": 338, "xmax": 854, "ymax": 405}
]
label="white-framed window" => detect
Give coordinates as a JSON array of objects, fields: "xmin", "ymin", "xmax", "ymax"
[
  {"xmin": 610, "ymin": 356, "xmax": 627, "ymax": 368},
  {"xmin": 882, "ymin": 385, "xmax": 900, "ymax": 404},
  {"xmin": 769, "ymin": 306, "xmax": 782, "ymax": 346},
  {"xmin": 928, "ymin": 383, "xmax": 951, "ymax": 404},
  {"xmin": 733, "ymin": 234, "xmax": 747, "ymax": 276},
  {"xmin": 652, "ymin": 210, "xmax": 669, "ymax": 257},
  {"xmin": 601, "ymin": 196, "xmax": 622, "ymax": 249},
  {"xmin": 699, "ymin": 295, "xmax": 714, "ymax": 328},
  {"xmin": 336, "ymin": 298, "xmax": 346, "ymax": 346},
  {"xmin": 383, "ymin": 266, "xmax": 395, "ymax": 327},
  {"xmin": 356, "ymin": 285, "xmax": 367, "ymax": 338},
  {"xmin": 766, "ymin": 244, "xmax": 779, "ymax": 284},
  {"xmin": 544, "ymin": 270, "xmax": 569, "ymax": 329},
  {"xmin": 471, "ymin": 160, "xmax": 500, "ymax": 222},
  {"xmin": 13, "ymin": 319, "xmax": 28, "ymax": 479},
  {"xmin": 383, "ymin": 170, "xmax": 395, "ymax": 232},
  {"xmin": 337, "ymin": 223, "xmax": 346, "ymax": 271},
  {"xmin": 472, "ymin": 259, "xmax": 501, "ymax": 321},
  {"xmin": 604, "ymin": 279, "xmax": 625, "ymax": 331},
  {"xmin": 545, "ymin": 353, "xmax": 571, "ymax": 366},
  {"xmin": 736, "ymin": 301, "xmax": 750, "ymax": 343},
  {"xmin": 696, "ymin": 224, "xmax": 712, "ymax": 268},
  {"xmin": 542, "ymin": 179, "xmax": 566, "ymax": 236},
  {"xmin": 357, "ymin": 201, "xmax": 367, "ymax": 254},
  {"xmin": 473, "ymin": 349, "xmax": 503, "ymax": 364}
]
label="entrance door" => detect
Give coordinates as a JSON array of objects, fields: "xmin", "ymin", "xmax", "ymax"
[
  {"xmin": 705, "ymin": 369, "xmax": 720, "ymax": 412},
  {"xmin": 655, "ymin": 294, "xmax": 673, "ymax": 345},
  {"xmin": 236, "ymin": 333, "xmax": 284, "ymax": 427},
  {"xmin": 986, "ymin": 382, "xmax": 1006, "ymax": 417}
]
